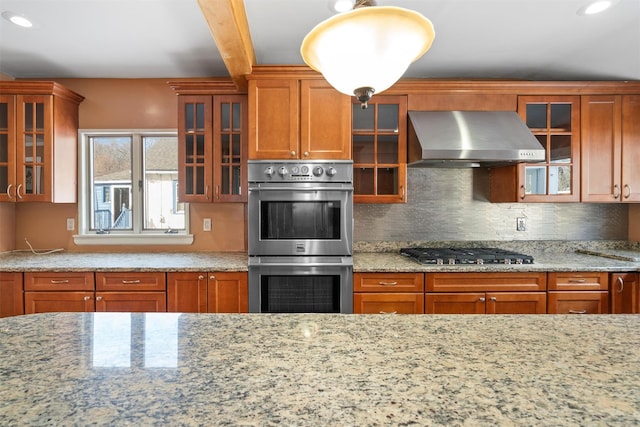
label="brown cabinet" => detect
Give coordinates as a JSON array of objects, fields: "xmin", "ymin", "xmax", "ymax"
[
  {"xmin": 425, "ymin": 272, "xmax": 547, "ymax": 314},
  {"xmin": 248, "ymin": 78, "xmax": 351, "ymax": 160},
  {"xmin": 490, "ymin": 96, "xmax": 581, "ymax": 202},
  {"xmin": 177, "ymin": 94, "xmax": 247, "ymax": 202},
  {"xmin": 547, "ymin": 272, "xmax": 609, "ymax": 314},
  {"xmin": 24, "ymin": 272, "xmax": 95, "ymax": 314},
  {"xmin": 581, "ymin": 95, "xmax": 640, "ymax": 202},
  {"xmin": 0, "ymin": 272, "xmax": 24, "ymax": 317},
  {"xmin": 0, "ymin": 82, "xmax": 83, "ymax": 203},
  {"xmin": 167, "ymin": 272, "xmax": 248, "ymax": 313},
  {"xmin": 353, "ymin": 272, "xmax": 424, "ymax": 314},
  {"xmin": 95, "ymin": 272, "xmax": 166, "ymax": 312},
  {"xmin": 352, "ymin": 95, "xmax": 407, "ymax": 203},
  {"xmin": 610, "ymin": 272, "xmax": 639, "ymax": 314}
]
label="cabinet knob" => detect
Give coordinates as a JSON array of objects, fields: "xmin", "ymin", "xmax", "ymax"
[
  {"xmin": 83, "ymin": 296, "xmax": 91, "ymax": 301},
  {"xmin": 624, "ymin": 184, "xmax": 631, "ymax": 199},
  {"xmin": 6, "ymin": 184, "xmax": 13, "ymax": 200},
  {"xmin": 198, "ymin": 275, "xmax": 205, "ymax": 280},
  {"xmin": 209, "ymin": 275, "xmax": 215, "ymax": 280},
  {"xmin": 617, "ymin": 276, "xmax": 625, "ymax": 293},
  {"xmin": 479, "ymin": 297, "xmax": 486, "ymax": 302},
  {"xmin": 614, "ymin": 184, "xmax": 620, "ymax": 199},
  {"xmin": 96, "ymin": 296, "xmax": 103, "ymax": 301},
  {"xmin": 16, "ymin": 184, "xmax": 23, "ymax": 199},
  {"xmin": 490, "ymin": 297, "xmax": 497, "ymax": 301},
  {"xmin": 290, "ymin": 150, "xmax": 296, "ymax": 157},
  {"xmin": 303, "ymin": 151, "xmax": 309, "ymax": 157},
  {"xmin": 519, "ymin": 185, "xmax": 525, "ymax": 200}
]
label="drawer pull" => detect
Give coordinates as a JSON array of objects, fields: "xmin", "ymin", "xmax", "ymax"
[
  {"xmin": 121, "ymin": 279, "xmax": 141, "ymax": 284},
  {"xmin": 568, "ymin": 279, "xmax": 586, "ymax": 283},
  {"xmin": 379, "ymin": 311, "xmax": 397, "ymax": 314},
  {"xmin": 378, "ymin": 281, "xmax": 398, "ymax": 286},
  {"xmin": 568, "ymin": 310, "xmax": 587, "ymax": 314},
  {"xmin": 617, "ymin": 276, "xmax": 624, "ymax": 293},
  {"xmin": 50, "ymin": 279, "xmax": 70, "ymax": 284}
]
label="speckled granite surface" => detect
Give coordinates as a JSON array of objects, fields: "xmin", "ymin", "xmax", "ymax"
[
  {"xmin": 0, "ymin": 252, "xmax": 248, "ymax": 272},
  {"xmin": 1, "ymin": 312, "xmax": 639, "ymax": 426}
]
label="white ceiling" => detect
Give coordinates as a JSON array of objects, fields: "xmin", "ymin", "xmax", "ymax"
[{"xmin": 0, "ymin": 0, "xmax": 639, "ymax": 82}]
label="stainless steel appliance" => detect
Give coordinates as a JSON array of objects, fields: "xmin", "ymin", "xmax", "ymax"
[
  {"xmin": 248, "ymin": 160, "xmax": 354, "ymax": 313},
  {"xmin": 400, "ymin": 247, "xmax": 535, "ymax": 265}
]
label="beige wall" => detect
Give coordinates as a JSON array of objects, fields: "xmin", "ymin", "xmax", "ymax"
[
  {"xmin": 6, "ymin": 78, "xmax": 246, "ymax": 253},
  {"xmin": 630, "ymin": 205, "xmax": 640, "ymax": 242}
]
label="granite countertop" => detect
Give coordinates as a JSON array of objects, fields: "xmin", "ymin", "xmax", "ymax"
[
  {"xmin": 1, "ymin": 312, "xmax": 639, "ymax": 426},
  {"xmin": 0, "ymin": 251, "xmax": 248, "ymax": 272}
]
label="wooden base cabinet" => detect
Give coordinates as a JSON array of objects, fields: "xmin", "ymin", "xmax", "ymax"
[
  {"xmin": 95, "ymin": 272, "xmax": 166, "ymax": 313},
  {"xmin": 610, "ymin": 273, "xmax": 639, "ymax": 314},
  {"xmin": 24, "ymin": 272, "xmax": 95, "ymax": 314},
  {"xmin": 167, "ymin": 272, "xmax": 248, "ymax": 313},
  {"xmin": 0, "ymin": 272, "xmax": 24, "ymax": 317},
  {"xmin": 547, "ymin": 272, "xmax": 609, "ymax": 314},
  {"xmin": 353, "ymin": 273, "xmax": 424, "ymax": 314}
]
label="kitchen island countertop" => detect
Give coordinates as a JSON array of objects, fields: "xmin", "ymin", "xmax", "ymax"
[{"xmin": 1, "ymin": 312, "xmax": 639, "ymax": 426}]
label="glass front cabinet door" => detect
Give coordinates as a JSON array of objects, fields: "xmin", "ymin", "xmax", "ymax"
[{"xmin": 352, "ymin": 96, "xmax": 407, "ymax": 203}]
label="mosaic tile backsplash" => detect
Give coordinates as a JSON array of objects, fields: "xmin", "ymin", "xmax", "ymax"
[{"xmin": 354, "ymin": 168, "xmax": 628, "ymax": 242}]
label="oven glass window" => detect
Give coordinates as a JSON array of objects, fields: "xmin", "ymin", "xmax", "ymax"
[
  {"xmin": 260, "ymin": 201, "xmax": 341, "ymax": 240},
  {"xmin": 261, "ymin": 275, "xmax": 340, "ymax": 313}
]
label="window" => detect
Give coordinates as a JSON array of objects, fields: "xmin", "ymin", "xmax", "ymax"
[{"xmin": 76, "ymin": 130, "xmax": 192, "ymax": 245}]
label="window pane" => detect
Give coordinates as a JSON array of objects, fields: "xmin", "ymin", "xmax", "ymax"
[
  {"xmin": 91, "ymin": 136, "xmax": 133, "ymax": 230},
  {"xmin": 144, "ymin": 136, "xmax": 184, "ymax": 230}
]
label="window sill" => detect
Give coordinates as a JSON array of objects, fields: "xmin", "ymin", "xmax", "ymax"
[{"xmin": 73, "ymin": 234, "xmax": 194, "ymax": 246}]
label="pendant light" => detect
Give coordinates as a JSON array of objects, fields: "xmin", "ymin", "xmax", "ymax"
[{"xmin": 301, "ymin": 0, "xmax": 435, "ymax": 108}]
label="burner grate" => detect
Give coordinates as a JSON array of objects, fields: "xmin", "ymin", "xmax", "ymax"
[{"xmin": 400, "ymin": 247, "xmax": 534, "ymax": 265}]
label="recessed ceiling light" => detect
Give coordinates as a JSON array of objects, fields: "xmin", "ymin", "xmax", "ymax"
[
  {"xmin": 577, "ymin": 0, "xmax": 617, "ymax": 15},
  {"xmin": 1, "ymin": 11, "xmax": 34, "ymax": 28}
]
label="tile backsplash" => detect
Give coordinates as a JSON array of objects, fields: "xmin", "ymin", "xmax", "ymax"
[{"xmin": 354, "ymin": 168, "xmax": 628, "ymax": 242}]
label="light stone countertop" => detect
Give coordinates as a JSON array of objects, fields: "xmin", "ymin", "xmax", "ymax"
[{"xmin": 1, "ymin": 312, "xmax": 639, "ymax": 426}]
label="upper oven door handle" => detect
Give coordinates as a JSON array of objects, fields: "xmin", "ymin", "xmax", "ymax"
[{"xmin": 248, "ymin": 186, "xmax": 353, "ymax": 192}]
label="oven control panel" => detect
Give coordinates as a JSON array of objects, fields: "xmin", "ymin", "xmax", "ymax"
[{"xmin": 248, "ymin": 160, "xmax": 353, "ymax": 182}]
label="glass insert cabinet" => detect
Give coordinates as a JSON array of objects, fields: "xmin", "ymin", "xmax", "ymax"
[
  {"xmin": 177, "ymin": 95, "xmax": 247, "ymax": 203},
  {"xmin": 352, "ymin": 95, "xmax": 407, "ymax": 203}
]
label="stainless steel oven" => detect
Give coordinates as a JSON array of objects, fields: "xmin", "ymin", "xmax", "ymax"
[{"xmin": 248, "ymin": 160, "xmax": 354, "ymax": 313}]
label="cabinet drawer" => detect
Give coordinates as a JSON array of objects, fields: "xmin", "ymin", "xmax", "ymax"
[
  {"xmin": 24, "ymin": 272, "xmax": 94, "ymax": 291},
  {"xmin": 547, "ymin": 291, "xmax": 609, "ymax": 314},
  {"xmin": 548, "ymin": 272, "xmax": 608, "ymax": 291},
  {"xmin": 96, "ymin": 272, "xmax": 166, "ymax": 291},
  {"xmin": 426, "ymin": 272, "xmax": 546, "ymax": 292},
  {"xmin": 95, "ymin": 292, "xmax": 167, "ymax": 312},
  {"xmin": 353, "ymin": 293, "xmax": 424, "ymax": 314},
  {"xmin": 353, "ymin": 273, "xmax": 424, "ymax": 292},
  {"xmin": 24, "ymin": 291, "xmax": 95, "ymax": 314}
]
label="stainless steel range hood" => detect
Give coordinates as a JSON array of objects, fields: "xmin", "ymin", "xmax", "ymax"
[{"xmin": 407, "ymin": 111, "xmax": 545, "ymax": 167}]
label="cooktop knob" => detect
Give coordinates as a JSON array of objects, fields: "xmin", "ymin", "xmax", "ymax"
[
  {"xmin": 326, "ymin": 167, "xmax": 337, "ymax": 177},
  {"xmin": 264, "ymin": 167, "xmax": 274, "ymax": 177},
  {"xmin": 312, "ymin": 166, "xmax": 324, "ymax": 177},
  {"xmin": 278, "ymin": 166, "xmax": 289, "ymax": 176}
]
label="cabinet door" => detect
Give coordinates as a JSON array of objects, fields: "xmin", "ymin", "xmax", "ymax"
[
  {"xmin": 167, "ymin": 272, "xmax": 208, "ymax": 313},
  {"xmin": 207, "ymin": 272, "xmax": 248, "ymax": 313},
  {"xmin": 621, "ymin": 95, "xmax": 640, "ymax": 202},
  {"xmin": 24, "ymin": 292, "xmax": 95, "ymax": 314},
  {"xmin": 0, "ymin": 272, "xmax": 23, "ymax": 317},
  {"xmin": 95, "ymin": 292, "xmax": 166, "ymax": 312},
  {"xmin": 581, "ymin": 95, "xmax": 622, "ymax": 202},
  {"xmin": 547, "ymin": 291, "xmax": 609, "ymax": 314},
  {"xmin": 0, "ymin": 95, "xmax": 16, "ymax": 202},
  {"xmin": 425, "ymin": 293, "xmax": 485, "ymax": 314},
  {"xmin": 353, "ymin": 293, "xmax": 424, "ymax": 314},
  {"xmin": 300, "ymin": 80, "xmax": 351, "ymax": 160},
  {"xmin": 610, "ymin": 273, "xmax": 639, "ymax": 314},
  {"xmin": 213, "ymin": 95, "xmax": 247, "ymax": 202},
  {"xmin": 178, "ymin": 96, "xmax": 213, "ymax": 202},
  {"xmin": 486, "ymin": 292, "xmax": 546, "ymax": 314},
  {"xmin": 15, "ymin": 95, "xmax": 53, "ymax": 202},
  {"xmin": 352, "ymin": 95, "xmax": 407, "ymax": 203},
  {"xmin": 249, "ymin": 79, "xmax": 299, "ymax": 159}
]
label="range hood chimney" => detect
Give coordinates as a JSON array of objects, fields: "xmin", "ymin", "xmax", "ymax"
[{"xmin": 407, "ymin": 111, "xmax": 545, "ymax": 168}]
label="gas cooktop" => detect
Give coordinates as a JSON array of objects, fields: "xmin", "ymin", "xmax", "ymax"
[{"xmin": 400, "ymin": 247, "xmax": 534, "ymax": 265}]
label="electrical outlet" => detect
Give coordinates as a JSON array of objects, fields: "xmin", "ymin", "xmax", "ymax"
[
  {"xmin": 66, "ymin": 218, "xmax": 75, "ymax": 231},
  {"xmin": 203, "ymin": 218, "xmax": 212, "ymax": 231},
  {"xmin": 516, "ymin": 217, "xmax": 526, "ymax": 232}
]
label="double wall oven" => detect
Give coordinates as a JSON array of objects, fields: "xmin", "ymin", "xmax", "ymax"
[{"xmin": 248, "ymin": 160, "xmax": 353, "ymax": 313}]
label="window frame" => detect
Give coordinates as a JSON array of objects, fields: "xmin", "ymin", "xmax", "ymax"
[{"xmin": 75, "ymin": 129, "xmax": 193, "ymax": 246}]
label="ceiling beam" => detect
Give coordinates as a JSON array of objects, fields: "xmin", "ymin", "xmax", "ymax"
[{"xmin": 197, "ymin": 0, "xmax": 256, "ymax": 91}]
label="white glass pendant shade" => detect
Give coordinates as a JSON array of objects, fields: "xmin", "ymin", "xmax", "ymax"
[{"xmin": 301, "ymin": 6, "xmax": 435, "ymax": 101}]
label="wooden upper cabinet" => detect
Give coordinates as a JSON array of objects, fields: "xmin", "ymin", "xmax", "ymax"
[
  {"xmin": 248, "ymin": 78, "xmax": 351, "ymax": 160},
  {"xmin": 582, "ymin": 95, "xmax": 640, "ymax": 203},
  {"xmin": 490, "ymin": 96, "xmax": 581, "ymax": 202},
  {"xmin": 352, "ymin": 95, "xmax": 407, "ymax": 203},
  {"xmin": 0, "ymin": 82, "xmax": 84, "ymax": 203},
  {"xmin": 177, "ymin": 94, "xmax": 247, "ymax": 203}
]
